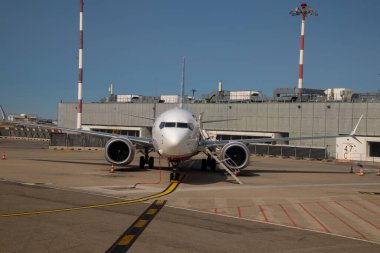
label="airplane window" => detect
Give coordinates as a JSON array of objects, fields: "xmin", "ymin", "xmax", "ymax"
[
  {"xmin": 165, "ymin": 122, "xmax": 176, "ymax": 128},
  {"xmin": 188, "ymin": 123, "xmax": 194, "ymax": 130},
  {"xmin": 159, "ymin": 122, "xmax": 165, "ymax": 129},
  {"xmin": 177, "ymin": 122, "xmax": 188, "ymax": 128}
]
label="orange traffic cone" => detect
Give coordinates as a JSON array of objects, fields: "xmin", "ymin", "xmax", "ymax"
[
  {"xmin": 376, "ymin": 169, "xmax": 380, "ymax": 176},
  {"xmin": 110, "ymin": 164, "xmax": 115, "ymax": 173},
  {"xmin": 1, "ymin": 152, "xmax": 6, "ymax": 160},
  {"xmin": 358, "ymin": 168, "xmax": 364, "ymax": 176}
]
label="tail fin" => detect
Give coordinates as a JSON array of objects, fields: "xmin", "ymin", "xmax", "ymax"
[
  {"xmin": 179, "ymin": 57, "xmax": 185, "ymax": 109},
  {"xmin": 349, "ymin": 114, "xmax": 363, "ymax": 143},
  {"xmin": 350, "ymin": 114, "xmax": 363, "ymax": 136},
  {"xmin": 0, "ymin": 104, "xmax": 7, "ymax": 120}
]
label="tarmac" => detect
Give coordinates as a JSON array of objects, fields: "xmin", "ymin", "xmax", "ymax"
[{"xmin": 0, "ymin": 138, "xmax": 379, "ymax": 252}]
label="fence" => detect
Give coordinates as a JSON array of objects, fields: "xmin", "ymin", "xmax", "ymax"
[
  {"xmin": 0, "ymin": 127, "xmax": 51, "ymax": 139},
  {"xmin": 1, "ymin": 128, "xmax": 329, "ymax": 160},
  {"xmin": 249, "ymin": 143, "xmax": 328, "ymax": 160},
  {"xmin": 50, "ymin": 133, "xmax": 110, "ymax": 148}
]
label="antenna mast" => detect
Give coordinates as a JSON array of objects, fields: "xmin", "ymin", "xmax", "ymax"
[
  {"xmin": 180, "ymin": 57, "xmax": 186, "ymax": 109},
  {"xmin": 77, "ymin": 0, "xmax": 84, "ymax": 129}
]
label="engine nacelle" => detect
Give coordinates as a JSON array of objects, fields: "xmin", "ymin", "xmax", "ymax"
[
  {"xmin": 220, "ymin": 142, "xmax": 250, "ymax": 170},
  {"xmin": 105, "ymin": 137, "xmax": 135, "ymax": 165}
]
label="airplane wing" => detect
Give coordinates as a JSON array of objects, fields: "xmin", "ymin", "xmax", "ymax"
[
  {"xmin": 0, "ymin": 105, "xmax": 152, "ymax": 146},
  {"xmin": 201, "ymin": 115, "xmax": 363, "ymax": 147}
]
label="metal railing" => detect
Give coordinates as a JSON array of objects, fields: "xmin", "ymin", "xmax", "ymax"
[
  {"xmin": 249, "ymin": 143, "xmax": 328, "ymax": 160},
  {"xmin": 0, "ymin": 127, "xmax": 51, "ymax": 139},
  {"xmin": 50, "ymin": 133, "xmax": 110, "ymax": 148}
]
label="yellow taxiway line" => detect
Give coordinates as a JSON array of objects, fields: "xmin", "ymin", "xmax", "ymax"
[
  {"xmin": 0, "ymin": 175, "xmax": 184, "ymax": 217},
  {"xmin": 106, "ymin": 199, "xmax": 167, "ymax": 253}
]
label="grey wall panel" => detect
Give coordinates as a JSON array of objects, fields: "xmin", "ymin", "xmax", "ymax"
[
  {"xmin": 58, "ymin": 102, "xmax": 380, "ymax": 156},
  {"xmin": 338, "ymin": 104, "xmax": 353, "ymax": 133}
]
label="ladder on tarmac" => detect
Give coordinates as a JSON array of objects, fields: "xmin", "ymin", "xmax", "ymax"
[{"xmin": 205, "ymin": 147, "xmax": 243, "ymax": 185}]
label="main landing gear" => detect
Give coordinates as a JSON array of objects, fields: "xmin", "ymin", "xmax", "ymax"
[
  {"xmin": 201, "ymin": 156, "xmax": 217, "ymax": 171},
  {"xmin": 139, "ymin": 147, "xmax": 154, "ymax": 169}
]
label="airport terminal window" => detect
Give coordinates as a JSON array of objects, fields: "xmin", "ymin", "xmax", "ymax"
[{"xmin": 369, "ymin": 142, "xmax": 380, "ymax": 157}]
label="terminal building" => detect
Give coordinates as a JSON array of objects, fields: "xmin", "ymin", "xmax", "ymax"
[{"xmin": 58, "ymin": 87, "xmax": 380, "ymax": 163}]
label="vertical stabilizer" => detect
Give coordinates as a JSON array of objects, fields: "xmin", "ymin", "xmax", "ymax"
[
  {"xmin": 0, "ymin": 104, "xmax": 7, "ymax": 120},
  {"xmin": 179, "ymin": 57, "xmax": 185, "ymax": 109}
]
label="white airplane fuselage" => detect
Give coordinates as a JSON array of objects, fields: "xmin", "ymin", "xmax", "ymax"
[{"xmin": 152, "ymin": 108, "xmax": 200, "ymax": 160}]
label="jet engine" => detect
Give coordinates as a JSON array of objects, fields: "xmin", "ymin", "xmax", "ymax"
[
  {"xmin": 105, "ymin": 137, "xmax": 135, "ymax": 165},
  {"xmin": 220, "ymin": 142, "xmax": 250, "ymax": 170}
]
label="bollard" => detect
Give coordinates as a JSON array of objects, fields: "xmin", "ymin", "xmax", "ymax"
[{"xmin": 110, "ymin": 164, "xmax": 115, "ymax": 173}]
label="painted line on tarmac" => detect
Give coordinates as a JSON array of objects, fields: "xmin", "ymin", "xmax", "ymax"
[
  {"xmin": 0, "ymin": 175, "xmax": 184, "ymax": 217},
  {"xmin": 334, "ymin": 201, "xmax": 380, "ymax": 230},
  {"xmin": 350, "ymin": 200, "xmax": 380, "ymax": 217},
  {"xmin": 358, "ymin": 191, "xmax": 380, "ymax": 195},
  {"xmin": 317, "ymin": 202, "xmax": 368, "ymax": 240},
  {"xmin": 279, "ymin": 204, "xmax": 298, "ymax": 227},
  {"xmin": 298, "ymin": 203, "xmax": 331, "ymax": 233},
  {"xmin": 106, "ymin": 200, "xmax": 167, "ymax": 253},
  {"xmin": 258, "ymin": 205, "xmax": 269, "ymax": 222},
  {"xmin": 168, "ymin": 182, "xmax": 380, "ymax": 193},
  {"xmin": 164, "ymin": 204, "xmax": 380, "ymax": 245}
]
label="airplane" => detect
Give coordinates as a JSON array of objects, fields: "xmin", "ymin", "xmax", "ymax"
[{"xmin": 0, "ymin": 63, "xmax": 363, "ymax": 183}]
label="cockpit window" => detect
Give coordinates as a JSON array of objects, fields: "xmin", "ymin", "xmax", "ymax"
[
  {"xmin": 159, "ymin": 122, "xmax": 194, "ymax": 130},
  {"xmin": 165, "ymin": 122, "xmax": 176, "ymax": 128},
  {"xmin": 177, "ymin": 122, "xmax": 188, "ymax": 128}
]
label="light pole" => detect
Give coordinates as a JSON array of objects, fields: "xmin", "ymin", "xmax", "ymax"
[{"xmin": 290, "ymin": 2, "xmax": 318, "ymax": 99}]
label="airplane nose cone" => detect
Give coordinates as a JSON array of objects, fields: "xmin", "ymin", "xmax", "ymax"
[
  {"xmin": 163, "ymin": 131, "xmax": 188, "ymax": 156},
  {"xmin": 167, "ymin": 134, "xmax": 182, "ymax": 147}
]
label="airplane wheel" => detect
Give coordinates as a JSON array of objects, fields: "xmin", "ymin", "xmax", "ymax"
[
  {"xmin": 139, "ymin": 156, "xmax": 145, "ymax": 168},
  {"xmin": 209, "ymin": 159, "xmax": 216, "ymax": 171},
  {"xmin": 201, "ymin": 159, "xmax": 207, "ymax": 171},
  {"xmin": 148, "ymin": 157, "xmax": 154, "ymax": 168}
]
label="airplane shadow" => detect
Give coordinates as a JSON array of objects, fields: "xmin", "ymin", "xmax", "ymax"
[
  {"xmin": 254, "ymin": 169, "xmax": 349, "ymax": 174},
  {"xmin": 25, "ymin": 158, "xmax": 109, "ymax": 166},
  {"xmin": 25, "ymin": 158, "xmax": 260, "ymax": 184},
  {"xmin": 25, "ymin": 158, "xmax": 149, "ymax": 172},
  {"xmin": 179, "ymin": 160, "xmax": 260, "ymax": 185}
]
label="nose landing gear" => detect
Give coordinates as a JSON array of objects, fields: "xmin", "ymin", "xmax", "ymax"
[{"xmin": 169, "ymin": 160, "xmax": 181, "ymax": 182}]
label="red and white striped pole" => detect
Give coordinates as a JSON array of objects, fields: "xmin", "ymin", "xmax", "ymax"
[
  {"xmin": 77, "ymin": 0, "xmax": 84, "ymax": 129},
  {"xmin": 290, "ymin": 3, "xmax": 317, "ymax": 100},
  {"xmin": 298, "ymin": 13, "xmax": 305, "ymax": 98}
]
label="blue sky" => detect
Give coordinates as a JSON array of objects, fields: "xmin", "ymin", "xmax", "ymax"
[{"xmin": 1, "ymin": 0, "xmax": 379, "ymax": 119}]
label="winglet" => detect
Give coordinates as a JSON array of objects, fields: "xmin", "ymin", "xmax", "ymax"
[
  {"xmin": 0, "ymin": 104, "xmax": 7, "ymax": 121},
  {"xmin": 350, "ymin": 114, "xmax": 363, "ymax": 136}
]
